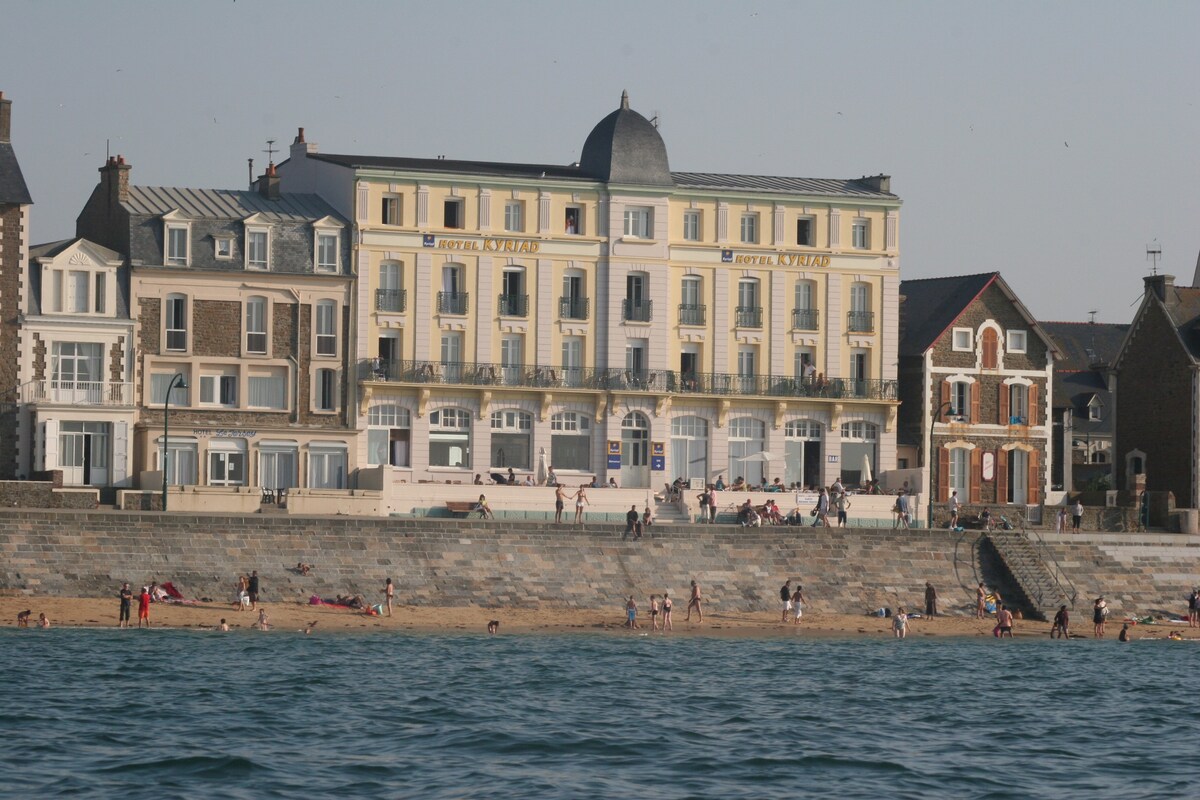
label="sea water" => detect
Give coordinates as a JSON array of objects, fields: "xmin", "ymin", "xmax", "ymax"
[{"xmin": 0, "ymin": 628, "xmax": 1193, "ymax": 799}]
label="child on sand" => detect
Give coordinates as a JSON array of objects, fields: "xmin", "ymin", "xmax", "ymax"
[
  {"xmin": 649, "ymin": 594, "xmax": 660, "ymax": 631},
  {"xmin": 893, "ymin": 606, "xmax": 908, "ymax": 638}
]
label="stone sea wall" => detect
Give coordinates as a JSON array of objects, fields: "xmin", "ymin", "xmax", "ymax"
[{"xmin": 0, "ymin": 510, "xmax": 1196, "ymax": 618}]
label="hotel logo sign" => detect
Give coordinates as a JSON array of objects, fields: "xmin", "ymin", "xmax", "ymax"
[
  {"xmin": 722, "ymin": 250, "xmax": 832, "ymax": 267},
  {"xmin": 423, "ymin": 235, "xmax": 541, "ymax": 254}
]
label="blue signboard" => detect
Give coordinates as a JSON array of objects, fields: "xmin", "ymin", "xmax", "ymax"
[{"xmin": 651, "ymin": 456, "xmax": 665, "ymax": 472}]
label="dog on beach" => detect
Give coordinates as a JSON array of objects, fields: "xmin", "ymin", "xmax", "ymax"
[
  {"xmin": 16, "ymin": 610, "xmax": 31, "ymax": 628},
  {"xmin": 487, "ymin": 620, "xmax": 499, "ymax": 635}
]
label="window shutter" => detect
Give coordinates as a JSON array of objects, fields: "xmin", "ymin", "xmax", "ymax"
[
  {"xmin": 1028, "ymin": 449, "xmax": 1041, "ymax": 505},
  {"xmin": 970, "ymin": 448, "xmax": 982, "ymax": 504},
  {"xmin": 999, "ymin": 383, "xmax": 1009, "ymax": 425},
  {"xmin": 938, "ymin": 447, "xmax": 950, "ymax": 502},
  {"xmin": 970, "ymin": 382, "xmax": 980, "ymax": 424},
  {"xmin": 940, "ymin": 380, "xmax": 951, "ymax": 417},
  {"xmin": 997, "ymin": 448, "xmax": 1008, "ymax": 506},
  {"xmin": 1028, "ymin": 384, "xmax": 1039, "ymax": 426}
]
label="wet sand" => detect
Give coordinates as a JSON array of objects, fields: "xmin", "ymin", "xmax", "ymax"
[{"xmin": 3, "ymin": 596, "xmax": 1196, "ymax": 639}]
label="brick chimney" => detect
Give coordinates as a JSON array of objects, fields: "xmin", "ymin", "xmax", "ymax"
[
  {"xmin": 1144, "ymin": 273, "xmax": 1175, "ymax": 304},
  {"xmin": 99, "ymin": 155, "xmax": 131, "ymax": 208},
  {"xmin": 860, "ymin": 174, "xmax": 891, "ymax": 193},
  {"xmin": 0, "ymin": 91, "xmax": 12, "ymax": 144},
  {"xmin": 289, "ymin": 126, "xmax": 317, "ymax": 161},
  {"xmin": 257, "ymin": 162, "xmax": 281, "ymax": 200}
]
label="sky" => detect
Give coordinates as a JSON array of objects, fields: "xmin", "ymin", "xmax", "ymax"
[{"xmin": 3, "ymin": 0, "xmax": 1198, "ymax": 325}]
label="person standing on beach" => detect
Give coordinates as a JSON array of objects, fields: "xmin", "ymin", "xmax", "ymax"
[
  {"xmin": 949, "ymin": 490, "xmax": 960, "ymax": 529},
  {"xmin": 892, "ymin": 606, "xmax": 909, "ymax": 639},
  {"xmin": 791, "ymin": 585, "xmax": 806, "ymax": 624},
  {"xmin": 1093, "ymin": 597, "xmax": 1108, "ymax": 638},
  {"xmin": 1188, "ymin": 588, "xmax": 1198, "ymax": 628},
  {"xmin": 248, "ymin": 570, "xmax": 260, "ymax": 611},
  {"xmin": 686, "ymin": 580, "xmax": 703, "ymax": 622},
  {"xmin": 924, "ymin": 582, "xmax": 938, "ymax": 617},
  {"xmin": 118, "ymin": 582, "xmax": 133, "ymax": 628},
  {"xmin": 573, "ymin": 484, "xmax": 589, "ymax": 523},
  {"xmin": 649, "ymin": 594, "xmax": 660, "ymax": 631},
  {"xmin": 258, "ymin": 607, "xmax": 270, "ymax": 631},
  {"xmin": 138, "ymin": 585, "xmax": 151, "ymax": 628},
  {"xmin": 554, "ymin": 484, "xmax": 565, "ymax": 524},
  {"xmin": 976, "ymin": 582, "xmax": 987, "ymax": 619},
  {"xmin": 996, "ymin": 605, "xmax": 1014, "ymax": 638},
  {"xmin": 661, "ymin": 591, "xmax": 673, "ymax": 631},
  {"xmin": 780, "ymin": 580, "xmax": 793, "ymax": 622},
  {"xmin": 625, "ymin": 596, "xmax": 639, "ymax": 629},
  {"xmin": 237, "ymin": 574, "xmax": 249, "ymax": 611},
  {"xmin": 384, "ymin": 578, "xmax": 394, "ymax": 617},
  {"xmin": 1051, "ymin": 605, "xmax": 1070, "ymax": 639}
]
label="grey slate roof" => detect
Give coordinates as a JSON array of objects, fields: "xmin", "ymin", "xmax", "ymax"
[
  {"xmin": 1158, "ymin": 285, "xmax": 1200, "ymax": 361},
  {"xmin": 308, "ymin": 153, "xmax": 584, "ymax": 181},
  {"xmin": 671, "ymin": 172, "xmax": 897, "ymax": 198},
  {"xmin": 122, "ymin": 185, "xmax": 340, "ymax": 221},
  {"xmin": 579, "ymin": 97, "xmax": 672, "ymax": 185},
  {"xmin": 898, "ymin": 273, "xmax": 998, "ymax": 357},
  {"xmin": 0, "ymin": 142, "xmax": 31, "ymax": 204},
  {"xmin": 1041, "ymin": 321, "xmax": 1128, "ymax": 431}
]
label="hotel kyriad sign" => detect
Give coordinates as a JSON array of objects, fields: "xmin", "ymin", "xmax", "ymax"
[
  {"xmin": 721, "ymin": 250, "xmax": 832, "ymax": 267},
  {"xmin": 423, "ymin": 234, "xmax": 541, "ymax": 253}
]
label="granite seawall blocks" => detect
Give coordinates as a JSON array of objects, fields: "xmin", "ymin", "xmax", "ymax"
[{"xmin": 0, "ymin": 511, "xmax": 1197, "ymax": 617}]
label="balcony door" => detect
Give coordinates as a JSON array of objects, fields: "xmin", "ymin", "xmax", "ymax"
[
  {"xmin": 52, "ymin": 342, "xmax": 104, "ymax": 403},
  {"xmin": 621, "ymin": 412, "xmax": 650, "ymax": 488},
  {"xmin": 59, "ymin": 421, "xmax": 109, "ymax": 486}
]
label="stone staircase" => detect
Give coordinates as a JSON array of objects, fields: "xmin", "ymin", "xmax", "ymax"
[
  {"xmin": 650, "ymin": 502, "xmax": 691, "ymax": 525},
  {"xmin": 984, "ymin": 530, "xmax": 1077, "ymax": 619}
]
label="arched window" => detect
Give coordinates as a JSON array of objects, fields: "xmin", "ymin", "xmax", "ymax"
[
  {"xmin": 728, "ymin": 416, "xmax": 767, "ymax": 488},
  {"xmin": 367, "ymin": 404, "xmax": 412, "ymax": 466},
  {"xmin": 377, "ymin": 260, "xmax": 404, "ymax": 312},
  {"xmin": 429, "ymin": 407, "xmax": 471, "ymax": 468},
  {"xmin": 491, "ymin": 409, "xmax": 532, "ymax": 470},
  {"xmin": 793, "ymin": 280, "xmax": 817, "ymax": 330},
  {"xmin": 550, "ymin": 411, "xmax": 591, "ymax": 471},
  {"xmin": 621, "ymin": 412, "xmax": 649, "ymax": 467},
  {"xmin": 736, "ymin": 278, "xmax": 761, "ymax": 328},
  {"xmin": 981, "ymin": 328, "xmax": 999, "ymax": 369},
  {"xmin": 784, "ymin": 419, "xmax": 822, "ymax": 489},
  {"xmin": 671, "ymin": 415, "xmax": 709, "ymax": 485}
]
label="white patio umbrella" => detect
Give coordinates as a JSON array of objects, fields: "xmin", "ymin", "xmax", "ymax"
[
  {"xmin": 536, "ymin": 447, "xmax": 548, "ymax": 486},
  {"xmin": 861, "ymin": 452, "xmax": 873, "ymax": 484},
  {"xmin": 738, "ymin": 451, "xmax": 782, "ymax": 464}
]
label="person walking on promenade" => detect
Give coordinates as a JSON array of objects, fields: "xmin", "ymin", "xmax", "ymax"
[
  {"xmin": 1072, "ymin": 499, "xmax": 1083, "ymax": 533},
  {"xmin": 661, "ymin": 591, "xmax": 673, "ymax": 631},
  {"xmin": 573, "ymin": 484, "xmax": 589, "ymax": 524},
  {"xmin": 996, "ymin": 605, "xmax": 1014, "ymax": 638},
  {"xmin": 138, "ymin": 585, "xmax": 151, "ymax": 628},
  {"xmin": 708, "ymin": 486, "xmax": 718, "ymax": 523},
  {"xmin": 780, "ymin": 579, "xmax": 793, "ymax": 622},
  {"xmin": 686, "ymin": 580, "xmax": 703, "ymax": 622},
  {"xmin": 924, "ymin": 582, "xmax": 938, "ymax": 617},
  {"xmin": 836, "ymin": 491, "xmax": 851, "ymax": 527},
  {"xmin": 893, "ymin": 606, "xmax": 909, "ymax": 639},
  {"xmin": 791, "ymin": 585, "xmax": 806, "ymax": 624},
  {"xmin": 696, "ymin": 485, "xmax": 711, "ymax": 523},
  {"xmin": 1051, "ymin": 605, "xmax": 1070, "ymax": 639},
  {"xmin": 248, "ymin": 570, "xmax": 261, "ymax": 611},
  {"xmin": 812, "ymin": 487, "xmax": 830, "ymax": 528},
  {"xmin": 1093, "ymin": 597, "xmax": 1108, "ymax": 638},
  {"xmin": 1056, "ymin": 505, "xmax": 1067, "ymax": 534},
  {"xmin": 625, "ymin": 596, "xmax": 639, "ymax": 629},
  {"xmin": 976, "ymin": 582, "xmax": 987, "ymax": 619},
  {"xmin": 118, "ymin": 582, "xmax": 133, "ymax": 628},
  {"xmin": 949, "ymin": 491, "xmax": 960, "ymax": 530},
  {"xmin": 554, "ymin": 484, "xmax": 565, "ymax": 524},
  {"xmin": 897, "ymin": 490, "xmax": 912, "ymax": 530},
  {"xmin": 384, "ymin": 578, "xmax": 395, "ymax": 617},
  {"xmin": 649, "ymin": 594, "xmax": 660, "ymax": 631}
]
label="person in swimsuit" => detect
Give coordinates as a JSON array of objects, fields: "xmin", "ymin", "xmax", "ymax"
[
  {"xmin": 625, "ymin": 596, "xmax": 638, "ymax": 629},
  {"xmin": 218, "ymin": 618, "xmax": 230, "ymax": 632},
  {"xmin": 384, "ymin": 577, "xmax": 394, "ymax": 617},
  {"xmin": 1051, "ymin": 605, "xmax": 1069, "ymax": 639},
  {"xmin": 554, "ymin": 484, "xmax": 566, "ymax": 524},
  {"xmin": 1093, "ymin": 597, "xmax": 1107, "ymax": 638},
  {"xmin": 996, "ymin": 605, "xmax": 1014, "ymax": 638},
  {"xmin": 1118, "ymin": 623, "xmax": 1131, "ymax": 642},
  {"xmin": 976, "ymin": 582, "xmax": 987, "ymax": 619},
  {"xmin": 118, "ymin": 582, "xmax": 133, "ymax": 628},
  {"xmin": 38, "ymin": 613, "xmax": 50, "ymax": 629},
  {"xmin": 475, "ymin": 494, "xmax": 494, "ymax": 520},
  {"xmin": 791, "ymin": 585, "xmax": 806, "ymax": 624},
  {"xmin": 686, "ymin": 580, "xmax": 703, "ymax": 622},
  {"xmin": 258, "ymin": 608, "xmax": 270, "ymax": 631},
  {"xmin": 237, "ymin": 574, "xmax": 249, "ymax": 612},
  {"xmin": 574, "ymin": 485, "xmax": 589, "ymax": 524},
  {"xmin": 893, "ymin": 606, "xmax": 908, "ymax": 639},
  {"xmin": 649, "ymin": 594, "xmax": 660, "ymax": 631},
  {"xmin": 138, "ymin": 586, "xmax": 151, "ymax": 628},
  {"xmin": 661, "ymin": 591, "xmax": 673, "ymax": 632}
]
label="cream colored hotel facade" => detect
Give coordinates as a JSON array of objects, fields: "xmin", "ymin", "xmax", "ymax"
[{"xmin": 278, "ymin": 93, "xmax": 902, "ymax": 492}]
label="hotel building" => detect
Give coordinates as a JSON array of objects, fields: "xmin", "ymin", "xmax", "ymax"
[{"xmin": 278, "ymin": 93, "xmax": 902, "ymax": 492}]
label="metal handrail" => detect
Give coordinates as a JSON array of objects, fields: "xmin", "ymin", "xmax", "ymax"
[
  {"xmin": 734, "ymin": 306, "xmax": 763, "ymax": 328},
  {"xmin": 375, "ymin": 288, "xmax": 407, "ymax": 313},
  {"xmin": 791, "ymin": 308, "xmax": 819, "ymax": 330},
  {"xmin": 559, "ymin": 296, "xmax": 589, "ymax": 320},
  {"xmin": 622, "ymin": 298, "xmax": 652, "ymax": 322}
]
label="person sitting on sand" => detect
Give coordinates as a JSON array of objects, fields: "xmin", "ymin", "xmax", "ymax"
[
  {"xmin": 257, "ymin": 608, "xmax": 270, "ymax": 631},
  {"xmin": 16, "ymin": 610, "xmax": 31, "ymax": 628},
  {"xmin": 296, "ymin": 562, "xmax": 312, "ymax": 576}
]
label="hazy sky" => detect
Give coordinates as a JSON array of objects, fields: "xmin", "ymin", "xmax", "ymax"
[{"xmin": 3, "ymin": 0, "xmax": 1198, "ymax": 324}]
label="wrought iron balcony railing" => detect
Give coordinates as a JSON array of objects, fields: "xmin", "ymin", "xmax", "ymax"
[
  {"xmin": 678, "ymin": 303, "xmax": 706, "ymax": 326},
  {"xmin": 437, "ymin": 291, "xmax": 469, "ymax": 315},
  {"xmin": 375, "ymin": 288, "xmax": 407, "ymax": 313},
  {"xmin": 622, "ymin": 298, "xmax": 652, "ymax": 322},
  {"xmin": 792, "ymin": 308, "xmax": 819, "ymax": 330},
  {"xmin": 498, "ymin": 293, "xmax": 528, "ymax": 318},
  {"xmin": 559, "ymin": 296, "xmax": 589, "ymax": 320},
  {"xmin": 847, "ymin": 310, "xmax": 875, "ymax": 332},
  {"xmin": 735, "ymin": 306, "xmax": 763, "ymax": 328}
]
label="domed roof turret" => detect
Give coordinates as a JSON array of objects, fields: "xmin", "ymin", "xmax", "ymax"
[{"xmin": 579, "ymin": 91, "xmax": 673, "ymax": 186}]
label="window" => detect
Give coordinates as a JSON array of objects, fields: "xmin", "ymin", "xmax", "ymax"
[
  {"xmin": 214, "ymin": 237, "xmax": 233, "ymax": 260},
  {"xmin": 626, "ymin": 339, "xmax": 648, "ymax": 385},
  {"xmin": 378, "ymin": 261, "xmax": 404, "ymax": 312},
  {"xmin": 671, "ymin": 415, "xmax": 709, "ymax": 484},
  {"xmin": 500, "ymin": 336, "xmax": 523, "ymax": 385},
  {"xmin": 443, "ymin": 199, "xmax": 463, "ymax": 229},
  {"xmin": 1007, "ymin": 330, "xmax": 1027, "ymax": 354},
  {"xmin": 564, "ymin": 206, "xmax": 582, "ymax": 235},
  {"xmin": 1087, "ymin": 399, "xmax": 1102, "ymax": 422},
  {"xmin": 624, "ymin": 272, "xmax": 651, "ymax": 321},
  {"xmin": 316, "ymin": 233, "xmax": 339, "ymax": 272},
  {"xmin": 491, "ymin": 409, "xmax": 532, "ymax": 470},
  {"xmin": 561, "ymin": 271, "xmax": 587, "ymax": 320},
  {"xmin": 792, "ymin": 280, "xmax": 817, "ymax": 329},
  {"xmin": 680, "ymin": 276, "xmax": 703, "ymax": 325},
  {"xmin": 793, "ymin": 348, "xmax": 814, "ymax": 379},
  {"xmin": 949, "ymin": 381, "xmax": 970, "ymax": 420},
  {"xmin": 158, "ymin": 438, "xmax": 198, "ymax": 486},
  {"xmin": 439, "ymin": 264, "xmax": 467, "ymax": 314},
  {"xmin": 848, "ymin": 283, "xmax": 873, "ymax": 332},
  {"xmin": 840, "ymin": 421, "xmax": 878, "ymax": 487},
  {"xmin": 850, "ymin": 349, "xmax": 869, "ymax": 390},
  {"xmin": 796, "ymin": 217, "xmax": 814, "ymax": 246},
  {"xmin": 165, "ymin": 294, "xmax": 188, "ymax": 351},
  {"xmin": 550, "ymin": 411, "xmax": 591, "ymax": 471},
  {"xmin": 728, "ymin": 416, "xmax": 767, "ymax": 487},
  {"xmin": 429, "ymin": 407, "xmax": 471, "ymax": 468},
  {"xmin": 441, "ymin": 332, "xmax": 464, "ymax": 381},
  {"xmin": 246, "ymin": 229, "xmax": 269, "ymax": 269},
  {"xmin": 683, "ymin": 210, "xmax": 700, "ymax": 241},
  {"xmin": 852, "ymin": 218, "xmax": 869, "ymax": 249},
  {"xmin": 94, "ymin": 273, "xmax": 106, "ymax": 314},
  {"xmin": 783, "ymin": 418, "xmax": 821, "ymax": 488},
  {"xmin": 740, "ymin": 213, "xmax": 759, "ymax": 244},
  {"xmin": 150, "ymin": 372, "xmax": 189, "ymax": 405},
  {"xmin": 736, "ymin": 279, "xmax": 761, "ymax": 328},
  {"xmin": 949, "ymin": 447, "xmax": 969, "ymax": 499},
  {"xmin": 259, "ymin": 445, "xmax": 297, "ymax": 490},
  {"xmin": 382, "ymin": 195, "xmax": 401, "ymax": 225},
  {"xmin": 199, "ymin": 372, "xmax": 238, "ymax": 407},
  {"xmin": 309, "ymin": 446, "xmax": 347, "ymax": 489},
  {"xmin": 208, "ymin": 441, "xmax": 246, "ymax": 487},
  {"xmin": 561, "ymin": 336, "xmax": 584, "ymax": 387},
  {"xmin": 166, "ymin": 225, "xmax": 189, "ymax": 266},
  {"xmin": 504, "ymin": 201, "xmax": 523, "ymax": 232},
  {"xmin": 69, "ymin": 271, "xmax": 88, "ymax": 313},
  {"xmin": 1010, "ymin": 384, "xmax": 1029, "ymax": 424},
  {"xmin": 499, "ymin": 268, "xmax": 526, "ymax": 317},
  {"xmin": 737, "ymin": 348, "xmax": 757, "ymax": 392},
  {"xmin": 246, "ymin": 297, "xmax": 267, "ymax": 354},
  {"xmin": 981, "ymin": 328, "xmax": 999, "ymax": 369},
  {"xmin": 315, "ymin": 368, "xmax": 337, "ymax": 411},
  {"xmin": 315, "ymin": 300, "xmax": 337, "ymax": 357},
  {"xmin": 248, "ymin": 369, "xmax": 287, "ymax": 409},
  {"xmin": 51, "ymin": 343, "xmax": 103, "ymax": 403},
  {"xmin": 367, "ymin": 404, "xmax": 412, "ymax": 467},
  {"xmin": 623, "ymin": 206, "xmax": 651, "ymax": 238},
  {"xmin": 952, "ymin": 328, "xmax": 973, "ymax": 352}
]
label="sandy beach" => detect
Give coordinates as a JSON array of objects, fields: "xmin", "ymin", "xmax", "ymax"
[{"xmin": 3, "ymin": 595, "xmax": 1196, "ymax": 640}]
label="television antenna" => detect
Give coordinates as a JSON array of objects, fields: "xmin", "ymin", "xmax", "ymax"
[{"xmin": 1147, "ymin": 240, "xmax": 1162, "ymax": 275}]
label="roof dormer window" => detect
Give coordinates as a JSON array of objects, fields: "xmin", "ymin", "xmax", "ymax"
[
  {"xmin": 244, "ymin": 215, "xmax": 272, "ymax": 270},
  {"xmin": 312, "ymin": 216, "xmax": 344, "ymax": 274},
  {"xmin": 162, "ymin": 211, "xmax": 191, "ymax": 266}
]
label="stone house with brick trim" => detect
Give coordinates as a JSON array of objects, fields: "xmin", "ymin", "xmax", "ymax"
[
  {"xmin": 1112, "ymin": 272, "xmax": 1200, "ymax": 507},
  {"xmin": 0, "ymin": 91, "xmax": 33, "ymax": 478},
  {"xmin": 75, "ymin": 158, "xmax": 356, "ymax": 498},
  {"xmin": 897, "ymin": 273, "xmax": 1057, "ymax": 522}
]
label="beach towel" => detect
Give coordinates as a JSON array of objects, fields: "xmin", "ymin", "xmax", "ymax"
[{"xmin": 162, "ymin": 582, "xmax": 184, "ymax": 599}]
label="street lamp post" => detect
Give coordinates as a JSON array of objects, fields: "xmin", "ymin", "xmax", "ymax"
[{"xmin": 162, "ymin": 372, "xmax": 188, "ymax": 511}]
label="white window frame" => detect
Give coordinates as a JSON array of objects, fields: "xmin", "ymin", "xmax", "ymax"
[
  {"xmin": 165, "ymin": 219, "xmax": 190, "ymax": 266},
  {"xmin": 851, "ymin": 218, "xmax": 870, "ymax": 249},
  {"xmin": 308, "ymin": 445, "xmax": 348, "ymax": 489},
  {"xmin": 682, "ymin": 210, "xmax": 700, "ymax": 242},
  {"xmin": 164, "ymin": 293, "xmax": 189, "ymax": 353},
  {"xmin": 443, "ymin": 198, "xmax": 464, "ymax": 229},
  {"xmin": 245, "ymin": 296, "xmax": 269, "ymax": 356},
  {"xmin": 314, "ymin": 224, "xmax": 340, "ymax": 273},
  {"xmin": 740, "ymin": 212, "xmax": 759, "ymax": 244},
  {"xmin": 796, "ymin": 216, "xmax": 815, "ymax": 246},
  {"xmin": 564, "ymin": 205, "xmax": 583, "ymax": 235},
  {"xmin": 382, "ymin": 194, "xmax": 401, "ymax": 226},
  {"xmin": 199, "ymin": 371, "xmax": 239, "ymax": 407},
  {"xmin": 504, "ymin": 201, "xmax": 523, "ymax": 233},
  {"xmin": 314, "ymin": 299, "xmax": 338, "ymax": 358},
  {"xmin": 1006, "ymin": 329, "xmax": 1028, "ymax": 354},
  {"xmin": 245, "ymin": 226, "xmax": 271, "ymax": 270},
  {"xmin": 623, "ymin": 206, "xmax": 652, "ymax": 238},
  {"xmin": 952, "ymin": 328, "xmax": 973, "ymax": 352},
  {"xmin": 207, "ymin": 440, "xmax": 247, "ymax": 487},
  {"xmin": 214, "ymin": 237, "xmax": 233, "ymax": 260},
  {"xmin": 247, "ymin": 368, "xmax": 288, "ymax": 410}
]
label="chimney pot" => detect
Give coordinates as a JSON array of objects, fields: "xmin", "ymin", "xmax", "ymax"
[{"xmin": 296, "ymin": 127, "xmax": 305, "ymax": 143}]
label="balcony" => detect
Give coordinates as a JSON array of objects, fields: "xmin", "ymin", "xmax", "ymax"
[
  {"xmin": 437, "ymin": 291, "xmax": 469, "ymax": 315},
  {"xmin": 847, "ymin": 310, "xmax": 875, "ymax": 333},
  {"xmin": 559, "ymin": 296, "xmax": 589, "ymax": 321},
  {"xmin": 358, "ymin": 359, "xmax": 898, "ymax": 400},
  {"xmin": 19, "ymin": 380, "xmax": 133, "ymax": 406},
  {"xmin": 375, "ymin": 288, "xmax": 407, "ymax": 313},
  {"xmin": 498, "ymin": 293, "xmax": 528, "ymax": 318},
  {"xmin": 678, "ymin": 303, "xmax": 706, "ymax": 326},
  {"xmin": 622, "ymin": 298, "xmax": 652, "ymax": 322},
  {"xmin": 735, "ymin": 306, "xmax": 763, "ymax": 328},
  {"xmin": 792, "ymin": 308, "xmax": 819, "ymax": 330}
]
